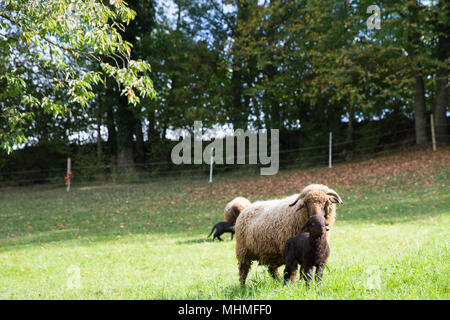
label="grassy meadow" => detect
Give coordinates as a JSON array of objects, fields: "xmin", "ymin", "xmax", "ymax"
[{"xmin": 0, "ymin": 147, "xmax": 449, "ymax": 299}]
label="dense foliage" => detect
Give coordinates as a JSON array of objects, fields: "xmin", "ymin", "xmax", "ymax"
[
  {"xmin": 0, "ymin": 0, "xmax": 155, "ymax": 152},
  {"xmin": 0, "ymin": 0, "xmax": 448, "ymax": 180}
]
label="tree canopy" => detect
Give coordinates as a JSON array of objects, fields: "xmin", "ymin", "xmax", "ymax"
[
  {"xmin": 0, "ymin": 0, "xmax": 448, "ymax": 180},
  {"xmin": 0, "ymin": 0, "xmax": 155, "ymax": 152}
]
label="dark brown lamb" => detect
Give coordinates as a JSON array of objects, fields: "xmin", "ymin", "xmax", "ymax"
[{"xmin": 282, "ymin": 215, "xmax": 330, "ymax": 285}]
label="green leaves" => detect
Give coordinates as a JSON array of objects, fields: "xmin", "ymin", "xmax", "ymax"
[
  {"xmin": 0, "ymin": 0, "xmax": 155, "ymax": 152},
  {"xmin": 101, "ymin": 59, "xmax": 154, "ymax": 105},
  {"xmin": 67, "ymin": 71, "xmax": 103, "ymax": 107}
]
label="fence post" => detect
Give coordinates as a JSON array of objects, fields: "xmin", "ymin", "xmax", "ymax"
[
  {"xmin": 209, "ymin": 147, "xmax": 214, "ymax": 183},
  {"xmin": 66, "ymin": 157, "xmax": 71, "ymax": 192},
  {"xmin": 329, "ymin": 132, "xmax": 332, "ymax": 168},
  {"xmin": 430, "ymin": 114, "xmax": 436, "ymax": 152}
]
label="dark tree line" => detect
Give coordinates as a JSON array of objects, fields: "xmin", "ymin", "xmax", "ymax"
[{"xmin": 0, "ymin": 0, "xmax": 448, "ymax": 177}]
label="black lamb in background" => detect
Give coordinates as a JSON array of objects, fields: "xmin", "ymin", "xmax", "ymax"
[{"xmin": 207, "ymin": 222, "xmax": 235, "ymax": 241}]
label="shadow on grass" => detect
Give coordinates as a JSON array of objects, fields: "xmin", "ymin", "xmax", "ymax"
[
  {"xmin": 219, "ymin": 283, "xmax": 256, "ymax": 300},
  {"xmin": 176, "ymin": 238, "xmax": 213, "ymax": 245},
  {"xmin": 176, "ymin": 236, "xmax": 235, "ymax": 245},
  {"xmin": 191, "ymin": 274, "xmax": 288, "ymax": 300},
  {"xmin": 0, "ymin": 171, "xmax": 447, "ymax": 251}
]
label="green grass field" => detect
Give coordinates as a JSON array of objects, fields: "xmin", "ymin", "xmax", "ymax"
[{"xmin": 0, "ymin": 147, "xmax": 449, "ymax": 299}]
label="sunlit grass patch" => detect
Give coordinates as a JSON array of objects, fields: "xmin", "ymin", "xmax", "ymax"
[{"xmin": 0, "ymin": 149, "xmax": 448, "ymax": 299}]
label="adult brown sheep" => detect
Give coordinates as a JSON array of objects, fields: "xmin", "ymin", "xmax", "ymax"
[
  {"xmin": 224, "ymin": 197, "xmax": 251, "ymax": 224},
  {"xmin": 234, "ymin": 184, "xmax": 342, "ymax": 286}
]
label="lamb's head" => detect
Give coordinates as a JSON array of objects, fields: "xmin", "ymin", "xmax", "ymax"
[
  {"xmin": 301, "ymin": 215, "xmax": 328, "ymax": 239},
  {"xmin": 289, "ymin": 184, "xmax": 343, "ymax": 228}
]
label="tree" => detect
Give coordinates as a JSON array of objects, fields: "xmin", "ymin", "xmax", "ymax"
[
  {"xmin": 141, "ymin": 0, "xmax": 230, "ymax": 135},
  {"xmin": 0, "ymin": 0, "xmax": 155, "ymax": 152},
  {"xmin": 405, "ymin": 1, "xmax": 428, "ymax": 145},
  {"xmin": 103, "ymin": 0, "xmax": 157, "ymax": 167},
  {"xmin": 377, "ymin": 0, "xmax": 449, "ymax": 146},
  {"xmin": 431, "ymin": 0, "xmax": 449, "ymax": 145}
]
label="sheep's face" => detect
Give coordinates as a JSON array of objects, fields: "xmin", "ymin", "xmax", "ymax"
[
  {"xmin": 290, "ymin": 190, "xmax": 338, "ymax": 228},
  {"xmin": 289, "ymin": 187, "xmax": 342, "ymax": 233},
  {"xmin": 302, "ymin": 191, "xmax": 335, "ymax": 218},
  {"xmin": 301, "ymin": 215, "xmax": 328, "ymax": 238},
  {"xmin": 305, "ymin": 198, "xmax": 327, "ymax": 218}
]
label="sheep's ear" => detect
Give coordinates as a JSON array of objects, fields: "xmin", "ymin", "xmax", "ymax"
[
  {"xmin": 326, "ymin": 190, "xmax": 343, "ymax": 204},
  {"xmin": 300, "ymin": 220, "xmax": 311, "ymax": 232},
  {"xmin": 231, "ymin": 205, "xmax": 241, "ymax": 217},
  {"xmin": 289, "ymin": 197, "xmax": 304, "ymax": 209},
  {"xmin": 329, "ymin": 196, "xmax": 340, "ymax": 204}
]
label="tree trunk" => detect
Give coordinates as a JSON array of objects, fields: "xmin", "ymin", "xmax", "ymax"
[
  {"xmin": 434, "ymin": 69, "xmax": 448, "ymax": 145},
  {"xmin": 433, "ymin": 1, "xmax": 449, "ymax": 145},
  {"xmin": 96, "ymin": 108, "xmax": 102, "ymax": 166},
  {"xmin": 147, "ymin": 108, "xmax": 160, "ymax": 145},
  {"xmin": 413, "ymin": 71, "xmax": 428, "ymax": 145},
  {"xmin": 117, "ymin": 146, "xmax": 134, "ymax": 173},
  {"xmin": 230, "ymin": 1, "xmax": 253, "ymax": 130},
  {"xmin": 116, "ymin": 97, "xmax": 135, "ymax": 172},
  {"xmin": 231, "ymin": 58, "xmax": 243, "ymax": 129},
  {"xmin": 105, "ymin": 104, "xmax": 117, "ymax": 156},
  {"xmin": 346, "ymin": 102, "xmax": 354, "ymax": 146},
  {"xmin": 406, "ymin": 2, "xmax": 428, "ymax": 146}
]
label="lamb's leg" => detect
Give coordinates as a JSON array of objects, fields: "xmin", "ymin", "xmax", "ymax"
[
  {"xmin": 289, "ymin": 263, "xmax": 298, "ymax": 284},
  {"xmin": 282, "ymin": 266, "xmax": 290, "ymax": 285},
  {"xmin": 230, "ymin": 233, "xmax": 234, "ymax": 240},
  {"xmin": 268, "ymin": 266, "xmax": 280, "ymax": 279},
  {"xmin": 315, "ymin": 264, "xmax": 325, "ymax": 285},
  {"xmin": 302, "ymin": 264, "xmax": 314, "ymax": 286},
  {"xmin": 283, "ymin": 260, "xmax": 298, "ymax": 285},
  {"xmin": 299, "ymin": 265, "xmax": 305, "ymax": 280},
  {"xmin": 283, "ymin": 258, "xmax": 293, "ymax": 285}
]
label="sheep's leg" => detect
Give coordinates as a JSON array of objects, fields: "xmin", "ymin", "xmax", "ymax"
[
  {"xmin": 236, "ymin": 241, "xmax": 252, "ymax": 286},
  {"xmin": 238, "ymin": 258, "xmax": 252, "ymax": 287},
  {"xmin": 230, "ymin": 233, "xmax": 234, "ymax": 240}
]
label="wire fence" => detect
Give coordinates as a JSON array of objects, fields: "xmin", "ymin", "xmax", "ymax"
[{"xmin": 0, "ymin": 124, "xmax": 447, "ymax": 189}]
